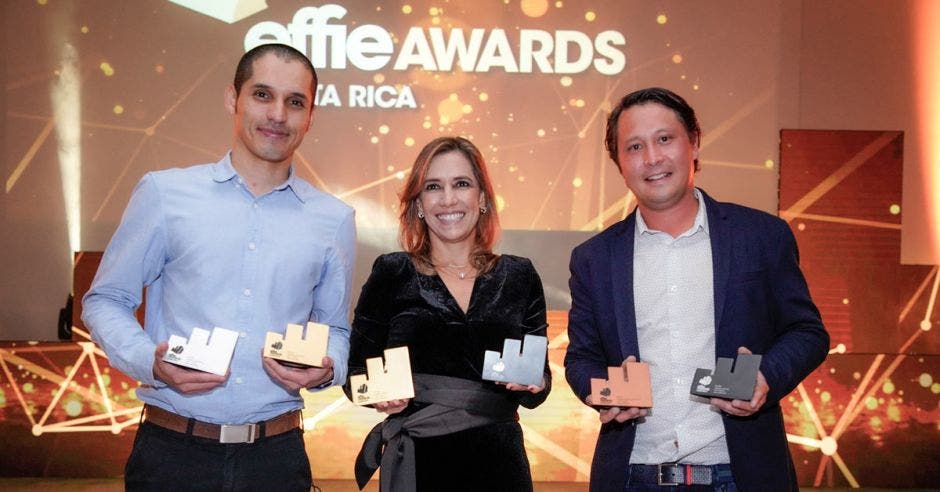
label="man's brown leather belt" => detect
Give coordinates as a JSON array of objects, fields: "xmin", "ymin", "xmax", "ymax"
[{"xmin": 141, "ymin": 404, "xmax": 302, "ymax": 444}]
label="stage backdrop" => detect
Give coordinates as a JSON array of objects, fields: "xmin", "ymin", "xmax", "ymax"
[
  {"xmin": 3, "ymin": 0, "xmax": 790, "ymax": 340},
  {"xmin": 1, "ymin": 1, "xmax": 938, "ymax": 488}
]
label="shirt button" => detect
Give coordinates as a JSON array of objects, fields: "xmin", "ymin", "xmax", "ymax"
[
  {"xmin": 248, "ymin": 242, "xmax": 256, "ymax": 251},
  {"xmin": 235, "ymin": 377, "xmax": 244, "ymax": 384},
  {"xmin": 253, "ymin": 203, "xmax": 260, "ymax": 209},
  {"xmin": 669, "ymin": 285, "xmax": 678, "ymax": 293},
  {"xmin": 239, "ymin": 332, "xmax": 247, "ymax": 339},
  {"xmin": 243, "ymin": 288, "xmax": 251, "ymax": 297}
]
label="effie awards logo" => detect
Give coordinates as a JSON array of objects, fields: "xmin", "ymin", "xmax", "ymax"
[{"xmin": 241, "ymin": 3, "xmax": 627, "ymax": 109}]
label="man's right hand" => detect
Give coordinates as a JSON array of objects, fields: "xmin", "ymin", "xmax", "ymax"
[
  {"xmin": 586, "ymin": 355, "xmax": 649, "ymax": 424},
  {"xmin": 585, "ymin": 394, "xmax": 649, "ymax": 424},
  {"xmin": 153, "ymin": 342, "xmax": 227, "ymax": 394}
]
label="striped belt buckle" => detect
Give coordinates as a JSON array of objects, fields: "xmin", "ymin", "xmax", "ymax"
[{"xmin": 657, "ymin": 463, "xmax": 712, "ymax": 486}]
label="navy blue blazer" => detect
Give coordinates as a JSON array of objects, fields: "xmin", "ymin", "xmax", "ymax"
[{"xmin": 564, "ymin": 189, "xmax": 828, "ymax": 492}]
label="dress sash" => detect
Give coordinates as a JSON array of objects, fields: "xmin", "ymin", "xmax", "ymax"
[{"xmin": 354, "ymin": 374, "xmax": 518, "ymax": 491}]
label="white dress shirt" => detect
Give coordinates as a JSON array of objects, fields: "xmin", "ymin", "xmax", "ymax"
[{"xmin": 630, "ymin": 188, "xmax": 731, "ymax": 465}]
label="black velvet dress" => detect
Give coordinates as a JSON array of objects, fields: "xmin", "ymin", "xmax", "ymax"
[{"xmin": 347, "ymin": 252, "xmax": 551, "ymax": 492}]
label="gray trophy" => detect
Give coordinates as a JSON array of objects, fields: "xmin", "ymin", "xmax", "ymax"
[
  {"xmin": 481, "ymin": 334, "xmax": 548, "ymax": 386},
  {"xmin": 690, "ymin": 353, "xmax": 763, "ymax": 400}
]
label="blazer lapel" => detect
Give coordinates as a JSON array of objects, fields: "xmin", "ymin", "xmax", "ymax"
[
  {"xmin": 703, "ymin": 190, "xmax": 731, "ymax": 341},
  {"xmin": 609, "ymin": 214, "xmax": 640, "ymax": 360}
]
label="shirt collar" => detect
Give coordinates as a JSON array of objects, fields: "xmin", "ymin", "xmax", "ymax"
[
  {"xmin": 211, "ymin": 153, "xmax": 307, "ymax": 203},
  {"xmin": 635, "ymin": 187, "xmax": 710, "ymax": 237}
]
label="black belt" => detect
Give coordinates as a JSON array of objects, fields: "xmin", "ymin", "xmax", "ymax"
[{"xmin": 628, "ymin": 463, "xmax": 732, "ymax": 486}]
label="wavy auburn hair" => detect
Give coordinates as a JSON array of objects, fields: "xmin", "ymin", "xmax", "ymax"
[{"xmin": 399, "ymin": 136, "xmax": 500, "ymax": 274}]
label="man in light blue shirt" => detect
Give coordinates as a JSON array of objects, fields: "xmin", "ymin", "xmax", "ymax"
[{"xmin": 82, "ymin": 43, "xmax": 355, "ymax": 491}]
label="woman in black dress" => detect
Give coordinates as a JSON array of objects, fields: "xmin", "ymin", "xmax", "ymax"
[{"xmin": 346, "ymin": 136, "xmax": 550, "ymax": 492}]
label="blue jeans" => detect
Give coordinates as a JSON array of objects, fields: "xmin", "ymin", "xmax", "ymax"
[{"xmin": 124, "ymin": 421, "xmax": 312, "ymax": 491}]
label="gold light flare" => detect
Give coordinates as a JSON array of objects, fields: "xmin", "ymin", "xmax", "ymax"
[{"xmin": 915, "ymin": 0, "xmax": 940, "ymax": 261}]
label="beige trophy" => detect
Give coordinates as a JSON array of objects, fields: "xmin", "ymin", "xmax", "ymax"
[
  {"xmin": 590, "ymin": 360, "xmax": 653, "ymax": 408},
  {"xmin": 349, "ymin": 346, "xmax": 415, "ymax": 405},
  {"xmin": 264, "ymin": 321, "xmax": 329, "ymax": 368}
]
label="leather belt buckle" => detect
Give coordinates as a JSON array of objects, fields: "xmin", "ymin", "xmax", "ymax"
[
  {"xmin": 657, "ymin": 463, "xmax": 681, "ymax": 486},
  {"xmin": 219, "ymin": 423, "xmax": 258, "ymax": 443}
]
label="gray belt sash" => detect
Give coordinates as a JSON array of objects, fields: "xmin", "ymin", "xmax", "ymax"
[{"xmin": 354, "ymin": 374, "xmax": 518, "ymax": 492}]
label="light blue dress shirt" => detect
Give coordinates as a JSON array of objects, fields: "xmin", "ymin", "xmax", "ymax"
[{"xmin": 83, "ymin": 154, "xmax": 356, "ymax": 425}]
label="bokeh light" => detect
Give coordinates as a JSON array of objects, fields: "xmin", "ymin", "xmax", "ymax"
[
  {"xmin": 918, "ymin": 373, "xmax": 933, "ymax": 387},
  {"xmin": 437, "ymin": 93, "xmax": 466, "ymax": 124},
  {"xmin": 882, "ymin": 380, "xmax": 895, "ymax": 394},
  {"xmin": 521, "ymin": 0, "xmax": 549, "ymax": 17}
]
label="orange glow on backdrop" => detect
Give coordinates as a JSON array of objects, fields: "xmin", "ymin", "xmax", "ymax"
[{"xmin": 915, "ymin": 0, "xmax": 940, "ymax": 261}]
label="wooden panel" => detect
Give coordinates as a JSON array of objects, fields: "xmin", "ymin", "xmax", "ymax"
[
  {"xmin": 71, "ymin": 251, "xmax": 145, "ymax": 336},
  {"xmin": 779, "ymin": 130, "xmax": 936, "ymax": 354}
]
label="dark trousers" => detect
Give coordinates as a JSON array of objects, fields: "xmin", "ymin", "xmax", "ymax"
[
  {"xmin": 125, "ymin": 421, "xmax": 312, "ymax": 492},
  {"xmin": 624, "ymin": 485, "xmax": 738, "ymax": 492},
  {"xmin": 412, "ymin": 421, "xmax": 533, "ymax": 492}
]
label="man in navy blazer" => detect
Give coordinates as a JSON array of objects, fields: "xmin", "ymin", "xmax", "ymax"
[{"xmin": 564, "ymin": 87, "xmax": 828, "ymax": 491}]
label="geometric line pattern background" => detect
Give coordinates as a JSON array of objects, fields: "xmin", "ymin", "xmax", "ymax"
[
  {"xmin": 779, "ymin": 129, "xmax": 939, "ymax": 487},
  {"xmin": 2, "ymin": 316, "xmax": 939, "ymax": 486}
]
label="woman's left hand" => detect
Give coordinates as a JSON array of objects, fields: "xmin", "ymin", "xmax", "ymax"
[
  {"xmin": 374, "ymin": 399, "xmax": 410, "ymax": 414},
  {"xmin": 502, "ymin": 378, "xmax": 546, "ymax": 394}
]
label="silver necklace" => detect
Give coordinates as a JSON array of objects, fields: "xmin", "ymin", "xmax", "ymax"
[{"xmin": 434, "ymin": 262, "xmax": 472, "ymax": 279}]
